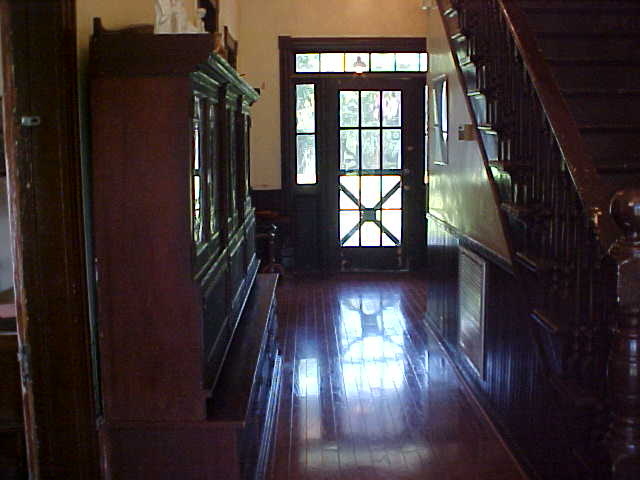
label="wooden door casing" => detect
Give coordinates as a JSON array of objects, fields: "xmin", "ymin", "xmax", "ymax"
[{"xmin": 1, "ymin": 0, "xmax": 99, "ymax": 477}]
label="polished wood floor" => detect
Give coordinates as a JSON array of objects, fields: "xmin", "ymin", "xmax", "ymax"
[{"xmin": 267, "ymin": 273, "xmax": 527, "ymax": 480}]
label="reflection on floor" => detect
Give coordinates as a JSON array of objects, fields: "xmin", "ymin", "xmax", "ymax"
[{"xmin": 268, "ymin": 273, "xmax": 527, "ymax": 480}]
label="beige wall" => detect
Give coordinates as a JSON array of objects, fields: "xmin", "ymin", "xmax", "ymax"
[
  {"xmin": 238, "ymin": 0, "xmax": 428, "ymax": 189},
  {"xmin": 426, "ymin": 8, "xmax": 511, "ymax": 262}
]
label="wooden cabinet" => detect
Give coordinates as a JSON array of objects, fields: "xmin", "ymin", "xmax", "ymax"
[{"xmin": 90, "ymin": 21, "xmax": 279, "ymax": 480}]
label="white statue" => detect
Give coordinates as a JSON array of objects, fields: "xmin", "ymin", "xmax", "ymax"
[
  {"xmin": 196, "ymin": 7, "xmax": 206, "ymax": 33},
  {"xmin": 154, "ymin": 0, "xmax": 200, "ymax": 34}
]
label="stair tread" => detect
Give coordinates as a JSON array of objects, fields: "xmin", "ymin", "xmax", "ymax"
[
  {"xmin": 467, "ymin": 89, "xmax": 486, "ymax": 97},
  {"xmin": 579, "ymin": 124, "xmax": 640, "ymax": 133},
  {"xmin": 514, "ymin": 250, "xmax": 558, "ymax": 273},
  {"xmin": 489, "ymin": 160, "xmax": 532, "ymax": 173},
  {"xmin": 530, "ymin": 309, "xmax": 562, "ymax": 335},
  {"xmin": 524, "ymin": 7, "xmax": 640, "ymax": 13},
  {"xmin": 562, "ymin": 88, "xmax": 640, "ymax": 96},
  {"xmin": 459, "ymin": 57, "xmax": 475, "ymax": 67},
  {"xmin": 597, "ymin": 163, "xmax": 640, "ymax": 173},
  {"xmin": 548, "ymin": 58, "xmax": 640, "ymax": 66},
  {"xmin": 538, "ymin": 31, "xmax": 640, "ymax": 39},
  {"xmin": 501, "ymin": 203, "xmax": 547, "ymax": 220}
]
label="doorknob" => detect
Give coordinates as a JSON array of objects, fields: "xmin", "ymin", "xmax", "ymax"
[{"xmin": 402, "ymin": 168, "xmax": 411, "ymax": 176}]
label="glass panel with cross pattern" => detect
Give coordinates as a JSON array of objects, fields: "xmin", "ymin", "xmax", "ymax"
[{"xmin": 338, "ymin": 90, "xmax": 403, "ymax": 248}]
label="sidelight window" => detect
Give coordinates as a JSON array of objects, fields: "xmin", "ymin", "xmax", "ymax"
[{"xmin": 296, "ymin": 84, "xmax": 317, "ymax": 184}]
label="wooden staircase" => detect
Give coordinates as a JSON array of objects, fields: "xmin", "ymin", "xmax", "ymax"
[
  {"xmin": 520, "ymin": 0, "xmax": 640, "ymax": 191},
  {"xmin": 436, "ymin": 0, "xmax": 640, "ymax": 478}
]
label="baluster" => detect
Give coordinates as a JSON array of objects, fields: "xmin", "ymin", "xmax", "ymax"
[{"xmin": 606, "ymin": 187, "xmax": 640, "ymax": 479}]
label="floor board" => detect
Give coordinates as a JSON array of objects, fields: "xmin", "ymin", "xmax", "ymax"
[{"xmin": 267, "ymin": 273, "xmax": 527, "ymax": 480}]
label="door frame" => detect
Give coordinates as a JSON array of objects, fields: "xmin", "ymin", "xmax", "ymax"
[
  {"xmin": 1, "ymin": 0, "xmax": 100, "ymax": 477},
  {"xmin": 279, "ymin": 36, "xmax": 428, "ymax": 271}
]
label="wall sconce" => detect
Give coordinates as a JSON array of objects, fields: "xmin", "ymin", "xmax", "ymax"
[{"xmin": 352, "ymin": 56, "xmax": 367, "ymax": 75}]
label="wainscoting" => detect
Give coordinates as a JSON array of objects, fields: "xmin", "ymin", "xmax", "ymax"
[{"xmin": 425, "ymin": 215, "xmax": 599, "ymax": 480}]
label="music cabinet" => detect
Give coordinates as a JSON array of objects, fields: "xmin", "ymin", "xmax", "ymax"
[{"xmin": 90, "ymin": 19, "xmax": 280, "ymax": 480}]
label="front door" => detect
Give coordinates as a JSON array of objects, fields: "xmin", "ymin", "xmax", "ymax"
[{"xmin": 323, "ymin": 78, "xmax": 425, "ymax": 270}]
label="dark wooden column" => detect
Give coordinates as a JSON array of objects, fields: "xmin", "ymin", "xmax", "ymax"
[
  {"xmin": 607, "ymin": 187, "xmax": 640, "ymax": 479},
  {"xmin": 1, "ymin": 0, "xmax": 99, "ymax": 477}
]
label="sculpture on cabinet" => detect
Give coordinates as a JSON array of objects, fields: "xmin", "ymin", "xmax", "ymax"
[{"xmin": 154, "ymin": 0, "xmax": 202, "ymax": 34}]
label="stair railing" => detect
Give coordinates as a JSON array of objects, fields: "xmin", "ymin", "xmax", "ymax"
[{"xmin": 436, "ymin": 0, "xmax": 640, "ymax": 477}]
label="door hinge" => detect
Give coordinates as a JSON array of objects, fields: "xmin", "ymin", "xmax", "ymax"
[{"xmin": 18, "ymin": 344, "xmax": 32, "ymax": 389}]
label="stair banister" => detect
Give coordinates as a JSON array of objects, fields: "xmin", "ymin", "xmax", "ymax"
[
  {"xmin": 492, "ymin": 0, "xmax": 621, "ymax": 251},
  {"xmin": 435, "ymin": 0, "xmax": 640, "ymax": 477}
]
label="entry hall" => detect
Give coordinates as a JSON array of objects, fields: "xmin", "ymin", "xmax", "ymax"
[
  {"xmin": 1, "ymin": 1, "xmax": 639, "ymax": 479},
  {"xmin": 268, "ymin": 274, "xmax": 526, "ymax": 480}
]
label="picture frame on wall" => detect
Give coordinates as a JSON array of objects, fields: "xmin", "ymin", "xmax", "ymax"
[{"xmin": 431, "ymin": 74, "xmax": 448, "ymax": 165}]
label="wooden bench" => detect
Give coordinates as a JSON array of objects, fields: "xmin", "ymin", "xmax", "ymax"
[{"xmin": 208, "ymin": 273, "xmax": 281, "ymax": 480}]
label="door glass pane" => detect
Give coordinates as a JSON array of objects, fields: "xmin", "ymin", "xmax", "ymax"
[
  {"xmin": 361, "ymin": 130, "xmax": 380, "ymax": 170},
  {"xmin": 361, "ymin": 221, "xmax": 381, "ymax": 246},
  {"xmin": 371, "ymin": 53, "xmax": 395, "ymax": 72},
  {"xmin": 340, "ymin": 91, "xmax": 359, "ymax": 127},
  {"xmin": 193, "ymin": 96, "xmax": 202, "ymax": 169},
  {"xmin": 336, "ymin": 87, "xmax": 408, "ymax": 254},
  {"xmin": 340, "ymin": 130, "xmax": 359, "ymax": 170},
  {"xmin": 207, "ymin": 101, "xmax": 218, "ymax": 234},
  {"xmin": 340, "ymin": 191, "xmax": 359, "ymax": 210},
  {"xmin": 420, "ymin": 53, "xmax": 429, "ymax": 72},
  {"xmin": 361, "ymin": 175, "xmax": 381, "ymax": 208},
  {"xmin": 192, "ymin": 96, "xmax": 204, "ymax": 244},
  {"xmin": 382, "ymin": 91, "xmax": 401, "ymax": 127},
  {"xmin": 361, "ymin": 91, "xmax": 380, "ymax": 127},
  {"xmin": 296, "ymin": 84, "xmax": 315, "ymax": 133},
  {"xmin": 384, "ymin": 187, "xmax": 401, "ymax": 210},
  {"xmin": 340, "ymin": 175, "xmax": 360, "ymax": 200},
  {"xmin": 341, "ymin": 210, "xmax": 360, "ymax": 247},
  {"xmin": 383, "ymin": 129, "xmax": 402, "ymax": 169},
  {"xmin": 193, "ymin": 176, "xmax": 203, "ymax": 243},
  {"xmin": 381, "ymin": 176, "xmax": 401, "ymax": 208},
  {"xmin": 382, "ymin": 210, "xmax": 402, "ymax": 243},
  {"xmin": 320, "ymin": 53, "xmax": 345, "ymax": 72},
  {"xmin": 424, "ymin": 86, "xmax": 429, "ymax": 183},
  {"xmin": 297, "ymin": 134, "xmax": 317, "ymax": 184},
  {"xmin": 296, "ymin": 53, "xmax": 320, "ymax": 72},
  {"xmin": 396, "ymin": 53, "xmax": 420, "ymax": 71},
  {"xmin": 381, "ymin": 213, "xmax": 396, "ymax": 246}
]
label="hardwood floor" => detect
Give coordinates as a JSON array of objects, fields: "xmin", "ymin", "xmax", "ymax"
[{"xmin": 267, "ymin": 273, "xmax": 527, "ymax": 480}]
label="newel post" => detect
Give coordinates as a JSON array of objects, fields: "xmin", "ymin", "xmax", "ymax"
[{"xmin": 606, "ymin": 188, "xmax": 640, "ymax": 479}]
